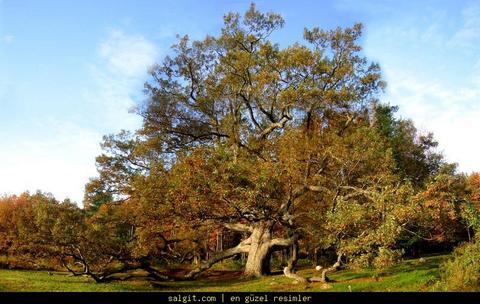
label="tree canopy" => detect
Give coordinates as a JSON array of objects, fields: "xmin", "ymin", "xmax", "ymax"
[{"xmin": 81, "ymin": 4, "xmax": 464, "ymax": 281}]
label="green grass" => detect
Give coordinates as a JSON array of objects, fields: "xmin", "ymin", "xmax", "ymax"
[
  {"xmin": 0, "ymin": 254, "xmax": 450, "ymax": 292},
  {"xmin": 0, "ymin": 269, "xmax": 155, "ymax": 292},
  {"xmin": 324, "ymin": 254, "xmax": 447, "ymax": 292}
]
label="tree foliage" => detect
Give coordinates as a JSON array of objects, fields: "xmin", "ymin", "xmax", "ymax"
[
  {"xmin": 1, "ymin": 4, "xmax": 476, "ymax": 286},
  {"xmin": 80, "ymin": 4, "xmax": 454, "ymax": 281}
]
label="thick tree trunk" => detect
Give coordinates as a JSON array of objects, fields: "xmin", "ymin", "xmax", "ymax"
[
  {"xmin": 185, "ymin": 239, "xmax": 251, "ymax": 279},
  {"xmin": 184, "ymin": 221, "xmax": 295, "ymax": 279},
  {"xmin": 244, "ymin": 222, "xmax": 274, "ymax": 277}
]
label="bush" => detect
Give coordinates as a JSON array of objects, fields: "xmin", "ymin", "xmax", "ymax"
[
  {"xmin": 348, "ymin": 253, "xmax": 374, "ymax": 270},
  {"xmin": 373, "ymin": 248, "xmax": 403, "ymax": 270},
  {"xmin": 440, "ymin": 239, "xmax": 480, "ymax": 291},
  {"xmin": 347, "ymin": 248, "xmax": 403, "ymax": 271},
  {"xmin": 0, "ymin": 255, "xmax": 60, "ymax": 271}
]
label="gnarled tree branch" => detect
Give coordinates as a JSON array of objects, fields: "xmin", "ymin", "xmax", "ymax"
[{"xmin": 185, "ymin": 237, "xmax": 252, "ymax": 279}]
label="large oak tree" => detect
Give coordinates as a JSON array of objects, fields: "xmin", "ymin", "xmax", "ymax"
[{"xmin": 83, "ymin": 4, "xmax": 449, "ymax": 281}]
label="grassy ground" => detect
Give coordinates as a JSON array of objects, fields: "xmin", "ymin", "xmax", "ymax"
[{"xmin": 0, "ymin": 254, "xmax": 449, "ymax": 292}]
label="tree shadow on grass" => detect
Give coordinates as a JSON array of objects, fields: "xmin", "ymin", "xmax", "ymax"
[
  {"xmin": 151, "ymin": 270, "xmax": 253, "ymax": 290},
  {"xmin": 381, "ymin": 255, "xmax": 448, "ymax": 276}
]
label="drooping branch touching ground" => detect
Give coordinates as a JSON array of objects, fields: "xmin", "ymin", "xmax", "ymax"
[
  {"xmin": 281, "ymin": 242, "xmax": 343, "ymax": 284},
  {"xmin": 184, "ymin": 237, "xmax": 252, "ymax": 279},
  {"xmin": 61, "ymin": 256, "xmax": 83, "ymax": 277},
  {"xmin": 282, "ymin": 238, "xmax": 308, "ymax": 283},
  {"xmin": 320, "ymin": 254, "xmax": 343, "ymax": 282},
  {"xmin": 139, "ymin": 262, "xmax": 175, "ymax": 281}
]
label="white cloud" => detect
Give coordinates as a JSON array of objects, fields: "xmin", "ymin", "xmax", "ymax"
[
  {"xmin": 0, "ymin": 29, "xmax": 160, "ymax": 205},
  {"xmin": 384, "ymin": 70, "xmax": 480, "ymax": 173},
  {"xmin": 155, "ymin": 26, "xmax": 179, "ymax": 40},
  {"xmin": 83, "ymin": 29, "xmax": 160, "ymax": 132},
  {"xmin": 99, "ymin": 30, "xmax": 158, "ymax": 77},
  {"xmin": 3, "ymin": 34, "xmax": 14, "ymax": 44},
  {"xmin": 428, "ymin": 106, "xmax": 480, "ymax": 174},
  {"xmin": 0, "ymin": 122, "xmax": 102, "ymax": 204},
  {"xmin": 359, "ymin": 2, "xmax": 480, "ymax": 174},
  {"xmin": 448, "ymin": 3, "xmax": 480, "ymax": 48},
  {"xmin": 77, "ymin": 30, "xmax": 160, "ymax": 201},
  {"xmin": 473, "ymin": 59, "xmax": 480, "ymax": 85},
  {"xmin": 83, "ymin": 64, "xmax": 143, "ymax": 131},
  {"xmin": 48, "ymin": 29, "xmax": 159, "ymax": 203}
]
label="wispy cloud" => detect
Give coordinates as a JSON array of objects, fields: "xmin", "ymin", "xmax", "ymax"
[
  {"xmin": 357, "ymin": 1, "xmax": 480, "ymax": 173},
  {"xmin": 0, "ymin": 121, "xmax": 101, "ymax": 203},
  {"xmin": 0, "ymin": 29, "xmax": 160, "ymax": 204},
  {"xmin": 75, "ymin": 30, "xmax": 160, "ymax": 201},
  {"xmin": 448, "ymin": 2, "xmax": 480, "ymax": 48},
  {"xmin": 2, "ymin": 34, "xmax": 14, "ymax": 44},
  {"xmin": 99, "ymin": 29, "xmax": 158, "ymax": 77},
  {"xmin": 384, "ymin": 68, "xmax": 480, "ymax": 173},
  {"xmin": 83, "ymin": 29, "xmax": 159, "ymax": 131}
]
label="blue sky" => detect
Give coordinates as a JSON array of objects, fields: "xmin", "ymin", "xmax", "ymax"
[{"xmin": 1, "ymin": 0, "xmax": 480, "ymax": 204}]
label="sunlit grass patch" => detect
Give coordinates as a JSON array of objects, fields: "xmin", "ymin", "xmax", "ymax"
[{"xmin": 0, "ymin": 254, "xmax": 451, "ymax": 292}]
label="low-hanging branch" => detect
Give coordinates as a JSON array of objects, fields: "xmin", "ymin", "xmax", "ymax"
[{"xmin": 185, "ymin": 237, "xmax": 252, "ymax": 279}]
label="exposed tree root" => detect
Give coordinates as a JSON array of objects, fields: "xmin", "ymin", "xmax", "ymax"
[
  {"xmin": 282, "ymin": 239, "xmax": 307, "ymax": 283},
  {"xmin": 320, "ymin": 254, "xmax": 342, "ymax": 282}
]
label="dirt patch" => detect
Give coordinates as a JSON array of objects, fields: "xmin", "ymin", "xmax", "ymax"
[
  {"xmin": 161, "ymin": 268, "xmax": 243, "ymax": 281},
  {"xmin": 199, "ymin": 270, "xmax": 244, "ymax": 281}
]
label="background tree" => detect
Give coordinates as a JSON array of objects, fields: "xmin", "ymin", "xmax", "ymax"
[
  {"xmin": 372, "ymin": 103, "xmax": 443, "ymax": 187},
  {"xmin": 0, "ymin": 192, "xmax": 81, "ymax": 270}
]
